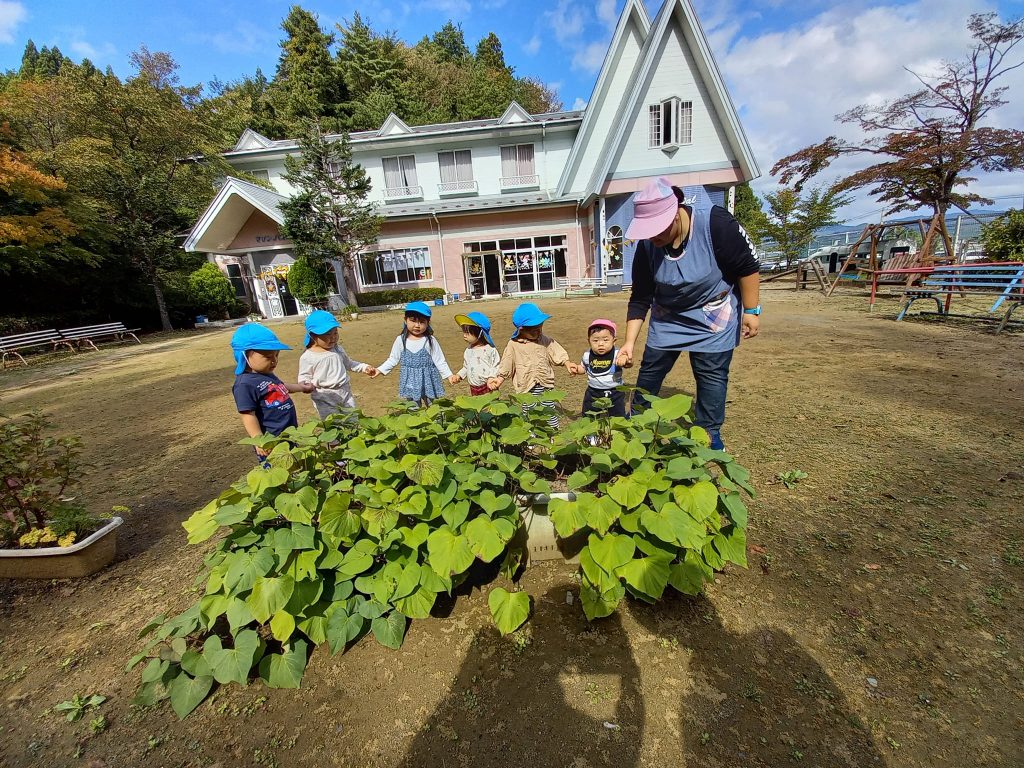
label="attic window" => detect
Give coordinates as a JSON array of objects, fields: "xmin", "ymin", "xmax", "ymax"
[
  {"xmin": 249, "ymin": 169, "xmax": 270, "ymax": 182},
  {"xmin": 648, "ymin": 98, "xmax": 693, "ymax": 149}
]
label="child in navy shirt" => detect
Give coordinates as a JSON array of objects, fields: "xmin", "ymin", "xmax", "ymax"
[{"xmin": 230, "ymin": 323, "xmax": 313, "ymax": 459}]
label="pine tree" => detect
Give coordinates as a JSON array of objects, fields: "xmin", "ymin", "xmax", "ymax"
[
  {"xmin": 280, "ymin": 118, "xmax": 383, "ymax": 304},
  {"xmin": 475, "ymin": 33, "xmax": 510, "ymax": 73},
  {"xmin": 19, "ymin": 41, "xmax": 38, "ymax": 78},
  {"xmin": 431, "ymin": 22, "xmax": 470, "ymax": 63}
]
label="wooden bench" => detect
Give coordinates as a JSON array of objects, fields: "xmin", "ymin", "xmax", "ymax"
[
  {"xmin": 58, "ymin": 322, "xmax": 142, "ymax": 351},
  {"xmin": 896, "ymin": 263, "xmax": 1024, "ymax": 333},
  {"xmin": 557, "ymin": 277, "xmax": 606, "ymax": 298},
  {"xmin": 0, "ymin": 330, "xmax": 75, "ymax": 368}
]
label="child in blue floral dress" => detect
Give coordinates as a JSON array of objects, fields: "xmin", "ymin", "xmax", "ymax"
[{"xmin": 372, "ymin": 301, "xmax": 457, "ymax": 407}]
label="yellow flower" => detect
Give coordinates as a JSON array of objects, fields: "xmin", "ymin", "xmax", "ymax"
[
  {"xmin": 58, "ymin": 532, "xmax": 77, "ymax": 548},
  {"xmin": 18, "ymin": 526, "xmax": 58, "ymax": 547}
]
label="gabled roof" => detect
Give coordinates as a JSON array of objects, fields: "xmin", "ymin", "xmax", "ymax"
[
  {"xmin": 234, "ymin": 129, "xmax": 275, "ymax": 151},
  {"xmin": 583, "ymin": 0, "xmax": 759, "ymax": 200},
  {"xmin": 556, "ymin": 0, "xmax": 651, "ymax": 198},
  {"xmin": 378, "ymin": 113, "xmax": 413, "ymax": 136},
  {"xmin": 183, "ymin": 177, "xmax": 286, "ymax": 252},
  {"xmin": 497, "ymin": 102, "xmax": 534, "ymax": 124}
]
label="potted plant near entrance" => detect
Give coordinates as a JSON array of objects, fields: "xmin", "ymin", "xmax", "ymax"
[{"xmin": 0, "ymin": 412, "xmax": 123, "ymax": 579}]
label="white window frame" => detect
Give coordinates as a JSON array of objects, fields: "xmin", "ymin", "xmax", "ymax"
[
  {"xmin": 648, "ymin": 98, "xmax": 693, "ymax": 149},
  {"xmin": 248, "ymin": 169, "xmax": 270, "ymax": 182},
  {"xmin": 437, "ymin": 149, "xmax": 477, "ymax": 194},
  {"xmin": 382, "ymin": 155, "xmax": 422, "ymax": 200},
  {"xmin": 499, "ymin": 144, "xmax": 538, "ymax": 189}
]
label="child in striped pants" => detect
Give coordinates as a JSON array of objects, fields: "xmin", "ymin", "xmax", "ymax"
[{"xmin": 487, "ymin": 303, "xmax": 581, "ymax": 429}]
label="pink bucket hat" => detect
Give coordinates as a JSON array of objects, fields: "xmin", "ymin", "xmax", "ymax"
[
  {"xmin": 625, "ymin": 177, "xmax": 678, "ymax": 241},
  {"xmin": 587, "ymin": 318, "xmax": 618, "ymax": 336}
]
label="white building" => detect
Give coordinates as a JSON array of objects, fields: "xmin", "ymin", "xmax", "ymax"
[{"xmin": 184, "ymin": 0, "xmax": 759, "ymax": 318}]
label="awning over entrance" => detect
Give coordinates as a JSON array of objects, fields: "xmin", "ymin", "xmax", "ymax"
[{"xmin": 183, "ymin": 177, "xmax": 288, "ymax": 253}]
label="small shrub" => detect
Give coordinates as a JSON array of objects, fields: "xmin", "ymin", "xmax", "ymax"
[
  {"xmin": 188, "ymin": 264, "xmax": 235, "ymax": 319},
  {"xmin": 287, "ymin": 257, "xmax": 333, "ymax": 307}
]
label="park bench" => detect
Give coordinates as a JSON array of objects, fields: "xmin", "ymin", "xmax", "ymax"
[
  {"xmin": 557, "ymin": 277, "xmax": 606, "ymax": 298},
  {"xmin": 58, "ymin": 322, "xmax": 142, "ymax": 351},
  {"xmin": 895, "ymin": 262, "xmax": 1024, "ymax": 333},
  {"xmin": 0, "ymin": 329, "xmax": 75, "ymax": 368}
]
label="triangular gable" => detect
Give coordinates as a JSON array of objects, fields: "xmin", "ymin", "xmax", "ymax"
[
  {"xmin": 234, "ymin": 128, "xmax": 274, "ymax": 151},
  {"xmin": 379, "ymin": 113, "xmax": 412, "ymax": 136},
  {"xmin": 184, "ymin": 177, "xmax": 286, "ymax": 253},
  {"xmin": 584, "ymin": 0, "xmax": 760, "ymax": 200},
  {"xmin": 497, "ymin": 101, "xmax": 534, "ymax": 124},
  {"xmin": 556, "ymin": 0, "xmax": 651, "ymax": 198}
]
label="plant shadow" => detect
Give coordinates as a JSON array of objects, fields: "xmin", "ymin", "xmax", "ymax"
[{"xmin": 396, "ymin": 584, "xmax": 645, "ymax": 768}]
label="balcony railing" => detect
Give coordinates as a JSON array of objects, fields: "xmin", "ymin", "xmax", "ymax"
[
  {"xmin": 438, "ymin": 180, "xmax": 478, "ymax": 195},
  {"xmin": 500, "ymin": 174, "xmax": 540, "ymax": 190},
  {"xmin": 383, "ymin": 185, "xmax": 423, "ymax": 201}
]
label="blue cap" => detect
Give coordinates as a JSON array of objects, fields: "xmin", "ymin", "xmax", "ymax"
[
  {"xmin": 303, "ymin": 310, "xmax": 340, "ymax": 347},
  {"xmin": 511, "ymin": 303, "xmax": 551, "ymax": 339},
  {"xmin": 405, "ymin": 301, "xmax": 432, "ymax": 318},
  {"xmin": 455, "ymin": 311, "xmax": 495, "ymax": 347},
  {"xmin": 230, "ymin": 323, "xmax": 291, "ymax": 374}
]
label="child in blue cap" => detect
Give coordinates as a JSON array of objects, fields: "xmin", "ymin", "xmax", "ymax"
[
  {"xmin": 371, "ymin": 301, "xmax": 456, "ymax": 407},
  {"xmin": 487, "ymin": 302, "xmax": 581, "ymax": 428},
  {"xmin": 451, "ymin": 311, "xmax": 499, "ymax": 396},
  {"xmin": 230, "ymin": 323, "xmax": 314, "ymax": 459},
  {"xmin": 298, "ymin": 310, "xmax": 377, "ymax": 419}
]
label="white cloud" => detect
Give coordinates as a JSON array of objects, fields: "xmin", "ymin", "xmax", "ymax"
[
  {"xmin": 712, "ymin": 0, "xmax": 1024, "ymax": 218},
  {"xmin": 597, "ymin": 0, "xmax": 618, "ymax": 28},
  {"xmin": 197, "ymin": 21, "xmax": 276, "ymax": 55},
  {"xmin": 523, "ymin": 35, "xmax": 541, "ymax": 55},
  {"xmin": 572, "ymin": 97, "xmax": 588, "ymax": 110},
  {"xmin": 0, "ymin": 0, "xmax": 26, "ymax": 45},
  {"xmin": 69, "ymin": 39, "xmax": 116, "ymax": 61},
  {"xmin": 424, "ymin": 0, "xmax": 471, "ymax": 16},
  {"xmin": 572, "ymin": 40, "xmax": 607, "ymax": 73},
  {"xmin": 544, "ymin": 0, "xmax": 587, "ymax": 44}
]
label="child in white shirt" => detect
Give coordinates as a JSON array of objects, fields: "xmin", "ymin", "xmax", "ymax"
[
  {"xmin": 451, "ymin": 311, "xmax": 500, "ymax": 395},
  {"xmin": 298, "ymin": 310, "xmax": 376, "ymax": 419}
]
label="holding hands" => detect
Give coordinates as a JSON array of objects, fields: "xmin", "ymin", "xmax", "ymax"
[
  {"xmin": 486, "ymin": 376, "xmax": 503, "ymax": 391},
  {"xmin": 363, "ymin": 366, "xmax": 378, "ymax": 377},
  {"xmin": 615, "ymin": 344, "xmax": 634, "ymax": 368},
  {"xmin": 448, "ymin": 374, "xmax": 461, "ymax": 385}
]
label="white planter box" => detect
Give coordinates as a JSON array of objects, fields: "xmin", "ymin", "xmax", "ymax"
[{"xmin": 0, "ymin": 517, "xmax": 123, "ymax": 579}]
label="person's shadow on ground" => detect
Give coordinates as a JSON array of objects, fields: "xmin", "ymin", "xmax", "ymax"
[
  {"xmin": 628, "ymin": 592, "xmax": 886, "ymax": 767},
  {"xmin": 396, "ymin": 584, "xmax": 645, "ymax": 768}
]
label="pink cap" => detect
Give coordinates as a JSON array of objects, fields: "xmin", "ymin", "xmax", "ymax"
[
  {"xmin": 588, "ymin": 318, "xmax": 617, "ymax": 336},
  {"xmin": 625, "ymin": 177, "xmax": 678, "ymax": 241}
]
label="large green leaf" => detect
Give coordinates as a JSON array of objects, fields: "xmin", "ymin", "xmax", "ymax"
[
  {"xmin": 202, "ymin": 629, "xmax": 261, "ymax": 686},
  {"xmin": 168, "ymin": 671, "xmax": 214, "ymax": 719},
  {"xmin": 548, "ymin": 497, "xmax": 588, "ymax": 538},
  {"xmin": 297, "ymin": 613, "xmax": 329, "ymax": 645},
  {"xmin": 488, "ymin": 588, "xmax": 530, "ymax": 635},
  {"xmin": 606, "ymin": 476, "xmax": 647, "ymax": 509},
  {"xmin": 246, "ymin": 576, "xmax": 296, "ymax": 624},
  {"xmin": 650, "ymin": 394, "xmax": 693, "ymax": 421},
  {"xmin": 427, "ymin": 527, "xmax": 475, "ymax": 576},
  {"xmin": 567, "ymin": 469, "xmax": 596, "ymax": 491},
  {"xmin": 477, "ymin": 490, "xmax": 514, "ymax": 516},
  {"xmin": 668, "ymin": 553, "xmax": 712, "ymax": 595},
  {"xmin": 579, "ymin": 546, "xmax": 621, "ymax": 593},
  {"xmin": 465, "ymin": 516, "xmax": 508, "ymax": 562},
  {"xmin": 371, "ymin": 612, "xmax": 408, "ymax": 649},
  {"xmin": 258, "ymin": 639, "xmax": 308, "ymax": 689},
  {"xmin": 720, "ymin": 492, "xmax": 749, "ymax": 529},
  {"xmin": 665, "ymin": 457, "xmax": 705, "ymax": 481},
  {"xmin": 401, "ymin": 454, "xmax": 446, "ymax": 486},
  {"xmin": 394, "ymin": 586, "xmax": 437, "ymax": 619},
  {"xmin": 362, "ymin": 505, "xmax": 399, "ymax": 538},
  {"xmin": 182, "ymin": 502, "xmax": 218, "ymax": 545},
  {"xmin": 641, "ymin": 502, "xmax": 705, "ymax": 549},
  {"xmin": 326, "ymin": 608, "xmax": 365, "ymax": 654},
  {"xmin": 580, "ymin": 580, "xmax": 625, "ymax": 621},
  {"xmin": 246, "ymin": 465, "xmax": 290, "ymax": 495},
  {"xmin": 226, "ymin": 598, "xmax": 255, "ymax": 633},
  {"xmin": 675, "ymin": 480, "xmax": 719, "ymax": 522},
  {"xmin": 394, "ymin": 562, "xmax": 422, "ymax": 600},
  {"xmin": 270, "ymin": 610, "xmax": 296, "ymax": 643},
  {"xmin": 213, "ymin": 502, "xmax": 250, "ymax": 526},
  {"xmin": 274, "ymin": 486, "xmax": 318, "ymax": 524},
  {"xmin": 440, "ymin": 499, "xmax": 470, "ymax": 530},
  {"xmin": 622, "ymin": 438, "xmax": 646, "ymax": 463},
  {"xmin": 724, "ymin": 461, "xmax": 756, "ymax": 497},
  {"xmin": 319, "ymin": 494, "xmax": 361, "ymax": 542},
  {"xmin": 713, "ymin": 528, "xmax": 748, "ymax": 567},
  {"xmin": 498, "ymin": 424, "xmax": 532, "ymax": 445},
  {"xmin": 583, "ymin": 495, "xmax": 621, "ymax": 536},
  {"xmin": 587, "ymin": 533, "xmax": 635, "ymax": 575},
  {"xmin": 336, "ymin": 547, "xmax": 374, "ymax": 579},
  {"xmin": 619, "ymin": 556, "xmax": 670, "ymax": 600},
  {"xmin": 399, "ymin": 523, "xmax": 430, "ymax": 550}
]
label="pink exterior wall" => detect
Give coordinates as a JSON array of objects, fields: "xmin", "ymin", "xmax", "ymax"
[
  {"xmin": 601, "ymin": 167, "xmax": 743, "ymax": 195},
  {"xmin": 228, "ymin": 212, "xmax": 291, "ymax": 250},
  {"xmin": 371, "ymin": 205, "xmax": 585, "ymax": 295}
]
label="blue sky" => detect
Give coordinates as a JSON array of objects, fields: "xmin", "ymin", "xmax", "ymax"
[{"xmin": 2, "ymin": 0, "xmax": 1023, "ymax": 220}]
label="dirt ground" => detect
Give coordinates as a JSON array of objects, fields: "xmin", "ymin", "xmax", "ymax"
[{"xmin": 0, "ymin": 288, "xmax": 1021, "ymax": 768}]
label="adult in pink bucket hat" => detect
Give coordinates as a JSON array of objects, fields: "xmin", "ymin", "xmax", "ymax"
[{"xmin": 616, "ymin": 177, "xmax": 762, "ymax": 451}]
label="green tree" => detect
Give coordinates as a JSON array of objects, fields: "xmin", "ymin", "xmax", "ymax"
[
  {"xmin": 475, "ymin": 32, "xmax": 510, "ymax": 73},
  {"xmin": 336, "ymin": 12, "xmax": 405, "ymax": 109},
  {"xmin": 732, "ymin": 183, "xmax": 762, "ymax": 238},
  {"xmin": 280, "ymin": 118, "xmax": 382, "ymax": 305},
  {"xmin": 188, "ymin": 262, "xmax": 235, "ymax": 318},
  {"xmin": 980, "ymin": 209, "xmax": 1024, "ymax": 261},
  {"xmin": 748, "ymin": 186, "xmax": 848, "ymax": 267},
  {"xmin": 266, "ymin": 6, "xmax": 348, "ymax": 134},
  {"xmin": 286, "ymin": 255, "xmax": 333, "ymax": 306},
  {"xmin": 431, "ymin": 21, "xmax": 471, "ymax": 63}
]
